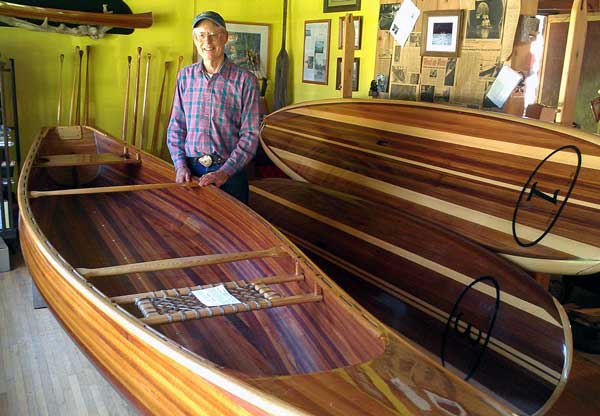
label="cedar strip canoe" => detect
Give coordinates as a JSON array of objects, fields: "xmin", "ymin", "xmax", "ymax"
[
  {"xmin": 248, "ymin": 178, "xmax": 573, "ymax": 415},
  {"xmin": 0, "ymin": 1, "xmax": 152, "ymax": 28},
  {"xmin": 259, "ymin": 99, "xmax": 600, "ymax": 275},
  {"xmin": 18, "ymin": 126, "xmax": 519, "ymax": 415}
]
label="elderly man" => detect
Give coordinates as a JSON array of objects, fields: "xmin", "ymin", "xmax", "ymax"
[{"xmin": 167, "ymin": 11, "xmax": 260, "ymax": 203}]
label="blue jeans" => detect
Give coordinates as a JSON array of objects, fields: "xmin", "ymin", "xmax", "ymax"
[{"xmin": 187, "ymin": 158, "xmax": 249, "ymax": 204}]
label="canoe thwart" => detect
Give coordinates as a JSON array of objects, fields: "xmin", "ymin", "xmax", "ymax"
[
  {"xmin": 77, "ymin": 246, "xmax": 290, "ymax": 278},
  {"xmin": 33, "ymin": 152, "xmax": 141, "ymax": 168},
  {"xmin": 28, "ymin": 181, "xmax": 200, "ymax": 199},
  {"xmin": 110, "ymin": 273, "xmax": 305, "ymax": 304}
]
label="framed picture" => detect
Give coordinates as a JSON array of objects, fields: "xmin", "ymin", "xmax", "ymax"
[
  {"xmin": 303, "ymin": 19, "xmax": 331, "ymax": 85},
  {"xmin": 338, "ymin": 16, "xmax": 362, "ymax": 50},
  {"xmin": 224, "ymin": 22, "xmax": 270, "ymax": 78},
  {"xmin": 324, "ymin": 0, "xmax": 361, "ymax": 13},
  {"xmin": 336, "ymin": 57, "xmax": 359, "ymax": 91},
  {"xmin": 592, "ymin": 97, "xmax": 600, "ymax": 122},
  {"xmin": 421, "ymin": 10, "xmax": 465, "ymax": 57}
]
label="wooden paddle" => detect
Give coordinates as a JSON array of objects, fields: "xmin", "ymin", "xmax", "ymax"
[
  {"xmin": 68, "ymin": 46, "xmax": 80, "ymax": 125},
  {"xmin": 83, "ymin": 45, "xmax": 90, "ymax": 125},
  {"xmin": 56, "ymin": 53, "xmax": 64, "ymax": 125},
  {"xmin": 140, "ymin": 52, "xmax": 152, "ymax": 151},
  {"xmin": 122, "ymin": 55, "xmax": 132, "ymax": 154},
  {"xmin": 131, "ymin": 47, "xmax": 142, "ymax": 150},
  {"xmin": 160, "ymin": 55, "xmax": 184, "ymax": 160},
  {"xmin": 150, "ymin": 60, "xmax": 170, "ymax": 155},
  {"xmin": 75, "ymin": 48, "xmax": 83, "ymax": 125},
  {"xmin": 272, "ymin": 0, "xmax": 289, "ymax": 111}
]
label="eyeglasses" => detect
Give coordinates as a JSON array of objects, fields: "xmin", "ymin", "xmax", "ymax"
[{"xmin": 194, "ymin": 31, "xmax": 225, "ymax": 41}]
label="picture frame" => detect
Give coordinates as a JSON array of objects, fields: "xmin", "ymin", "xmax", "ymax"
[
  {"xmin": 592, "ymin": 97, "xmax": 600, "ymax": 123},
  {"xmin": 335, "ymin": 57, "xmax": 360, "ymax": 91},
  {"xmin": 338, "ymin": 16, "xmax": 362, "ymax": 50},
  {"xmin": 323, "ymin": 0, "xmax": 361, "ymax": 13},
  {"xmin": 224, "ymin": 22, "xmax": 270, "ymax": 78},
  {"xmin": 303, "ymin": 19, "xmax": 331, "ymax": 85},
  {"xmin": 421, "ymin": 10, "xmax": 465, "ymax": 58}
]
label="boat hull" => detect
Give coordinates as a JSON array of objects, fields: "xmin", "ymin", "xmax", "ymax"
[
  {"xmin": 259, "ymin": 99, "xmax": 600, "ymax": 275},
  {"xmin": 249, "ymin": 178, "xmax": 572, "ymax": 415}
]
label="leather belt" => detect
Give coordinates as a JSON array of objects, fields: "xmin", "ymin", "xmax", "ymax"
[{"xmin": 190, "ymin": 154, "xmax": 226, "ymax": 168}]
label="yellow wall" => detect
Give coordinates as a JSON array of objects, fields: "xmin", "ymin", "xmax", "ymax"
[{"xmin": 0, "ymin": 0, "xmax": 379, "ymax": 157}]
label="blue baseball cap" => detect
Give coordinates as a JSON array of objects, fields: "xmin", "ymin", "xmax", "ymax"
[{"xmin": 192, "ymin": 11, "xmax": 226, "ymax": 29}]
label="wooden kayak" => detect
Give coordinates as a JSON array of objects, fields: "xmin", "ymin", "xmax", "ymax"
[
  {"xmin": 18, "ymin": 126, "xmax": 521, "ymax": 415},
  {"xmin": 259, "ymin": 99, "xmax": 600, "ymax": 275},
  {"xmin": 249, "ymin": 178, "xmax": 573, "ymax": 415}
]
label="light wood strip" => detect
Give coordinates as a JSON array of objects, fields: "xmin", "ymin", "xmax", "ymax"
[
  {"xmin": 33, "ymin": 153, "xmax": 141, "ymax": 168},
  {"xmin": 266, "ymin": 125, "xmax": 600, "ymax": 212},
  {"xmin": 251, "ymin": 185, "xmax": 561, "ymax": 328},
  {"xmin": 288, "ymin": 107, "xmax": 600, "ymax": 169},
  {"xmin": 76, "ymin": 247, "xmax": 288, "ymax": 278},
  {"xmin": 29, "ymin": 181, "xmax": 199, "ymax": 198},
  {"xmin": 271, "ymin": 147, "xmax": 600, "ymax": 261}
]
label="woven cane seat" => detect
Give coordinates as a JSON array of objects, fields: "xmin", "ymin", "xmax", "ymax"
[{"xmin": 135, "ymin": 280, "xmax": 282, "ymax": 323}]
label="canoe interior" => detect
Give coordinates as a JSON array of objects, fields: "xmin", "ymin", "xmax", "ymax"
[
  {"xmin": 249, "ymin": 178, "xmax": 572, "ymax": 415},
  {"xmin": 26, "ymin": 127, "xmax": 385, "ymax": 378},
  {"xmin": 260, "ymin": 100, "xmax": 600, "ymax": 273}
]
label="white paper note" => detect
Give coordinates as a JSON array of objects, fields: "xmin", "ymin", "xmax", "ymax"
[
  {"xmin": 485, "ymin": 65, "xmax": 523, "ymax": 108},
  {"xmin": 192, "ymin": 284, "xmax": 241, "ymax": 307},
  {"xmin": 389, "ymin": 0, "xmax": 420, "ymax": 47}
]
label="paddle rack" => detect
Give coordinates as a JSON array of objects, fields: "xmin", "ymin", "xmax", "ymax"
[{"xmin": 0, "ymin": 58, "xmax": 20, "ymax": 244}]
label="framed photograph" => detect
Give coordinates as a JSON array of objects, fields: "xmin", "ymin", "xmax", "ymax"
[
  {"xmin": 224, "ymin": 22, "xmax": 270, "ymax": 78},
  {"xmin": 421, "ymin": 10, "xmax": 465, "ymax": 57},
  {"xmin": 336, "ymin": 57, "xmax": 360, "ymax": 91},
  {"xmin": 467, "ymin": 0, "xmax": 504, "ymax": 40},
  {"xmin": 303, "ymin": 20, "xmax": 331, "ymax": 85},
  {"xmin": 592, "ymin": 97, "xmax": 600, "ymax": 122},
  {"xmin": 338, "ymin": 16, "xmax": 362, "ymax": 50},
  {"xmin": 324, "ymin": 0, "xmax": 361, "ymax": 13}
]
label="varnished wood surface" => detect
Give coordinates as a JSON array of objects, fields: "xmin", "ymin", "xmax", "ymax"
[
  {"xmin": 17, "ymin": 126, "xmax": 519, "ymax": 415},
  {"xmin": 0, "ymin": 1, "xmax": 153, "ymax": 28},
  {"xmin": 260, "ymin": 99, "xmax": 600, "ymax": 275},
  {"xmin": 249, "ymin": 178, "xmax": 572, "ymax": 415}
]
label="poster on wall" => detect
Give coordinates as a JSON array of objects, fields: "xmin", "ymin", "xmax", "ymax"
[
  {"xmin": 224, "ymin": 22, "xmax": 270, "ymax": 78},
  {"xmin": 303, "ymin": 19, "xmax": 331, "ymax": 84},
  {"xmin": 466, "ymin": 0, "xmax": 505, "ymax": 39}
]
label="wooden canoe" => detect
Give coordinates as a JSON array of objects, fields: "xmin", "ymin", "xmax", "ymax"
[
  {"xmin": 259, "ymin": 99, "xmax": 600, "ymax": 275},
  {"xmin": 249, "ymin": 178, "xmax": 573, "ymax": 415},
  {"xmin": 18, "ymin": 126, "xmax": 522, "ymax": 415}
]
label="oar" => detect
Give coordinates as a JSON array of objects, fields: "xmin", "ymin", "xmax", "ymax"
[
  {"xmin": 75, "ymin": 47, "xmax": 83, "ymax": 125},
  {"xmin": 160, "ymin": 55, "xmax": 183, "ymax": 160},
  {"xmin": 131, "ymin": 46, "xmax": 142, "ymax": 150},
  {"xmin": 140, "ymin": 52, "xmax": 152, "ymax": 151},
  {"xmin": 83, "ymin": 45, "xmax": 90, "ymax": 125},
  {"xmin": 273, "ymin": 0, "xmax": 289, "ymax": 111},
  {"xmin": 56, "ymin": 53, "xmax": 64, "ymax": 125},
  {"xmin": 68, "ymin": 46, "xmax": 80, "ymax": 125},
  {"xmin": 122, "ymin": 55, "xmax": 132, "ymax": 155},
  {"xmin": 150, "ymin": 60, "xmax": 170, "ymax": 155}
]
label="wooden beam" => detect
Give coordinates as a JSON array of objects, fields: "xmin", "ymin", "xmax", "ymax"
[
  {"xmin": 556, "ymin": 0, "xmax": 587, "ymax": 126},
  {"xmin": 76, "ymin": 247, "xmax": 289, "ymax": 278},
  {"xmin": 28, "ymin": 181, "xmax": 199, "ymax": 199},
  {"xmin": 341, "ymin": 13, "xmax": 355, "ymax": 98}
]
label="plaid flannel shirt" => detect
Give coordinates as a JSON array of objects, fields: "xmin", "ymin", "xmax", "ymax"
[{"xmin": 167, "ymin": 58, "xmax": 260, "ymax": 176}]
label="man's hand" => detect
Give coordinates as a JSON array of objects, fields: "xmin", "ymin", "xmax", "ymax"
[
  {"xmin": 175, "ymin": 166, "xmax": 191, "ymax": 183},
  {"xmin": 198, "ymin": 169, "xmax": 229, "ymax": 187}
]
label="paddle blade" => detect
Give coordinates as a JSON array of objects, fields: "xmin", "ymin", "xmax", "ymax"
[{"xmin": 273, "ymin": 49, "xmax": 289, "ymax": 111}]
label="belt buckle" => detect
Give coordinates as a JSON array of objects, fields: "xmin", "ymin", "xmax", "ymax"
[{"xmin": 198, "ymin": 154, "xmax": 213, "ymax": 167}]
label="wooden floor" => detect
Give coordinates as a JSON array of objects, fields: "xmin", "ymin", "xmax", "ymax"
[
  {"xmin": 1, "ymin": 252, "xmax": 600, "ymax": 415},
  {"xmin": 0, "ymin": 254, "xmax": 137, "ymax": 416}
]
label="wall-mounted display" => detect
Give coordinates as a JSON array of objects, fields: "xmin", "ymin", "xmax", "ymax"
[
  {"xmin": 224, "ymin": 22, "xmax": 270, "ymax": 78},
  {"xmin": 335, "ymin": 57, "xmax": 359, "ymax": 91},
  {"xmin": 466, "ymin": 0, "xmax": 504, "ymax": 40},
  {"xmin": 421, "ymin": 10, "xmax": 464, "ymax": 57},
  {"xmin": 323, "ymin": 0, "xmax": 361, "ymax": 13},
  {"xmin": 302, "ymin": 19, "xmax": 331, "ymax": 85},
  {"xmin": 338, "ymin": 16, "xmax": 362, "ymax": 50}
]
